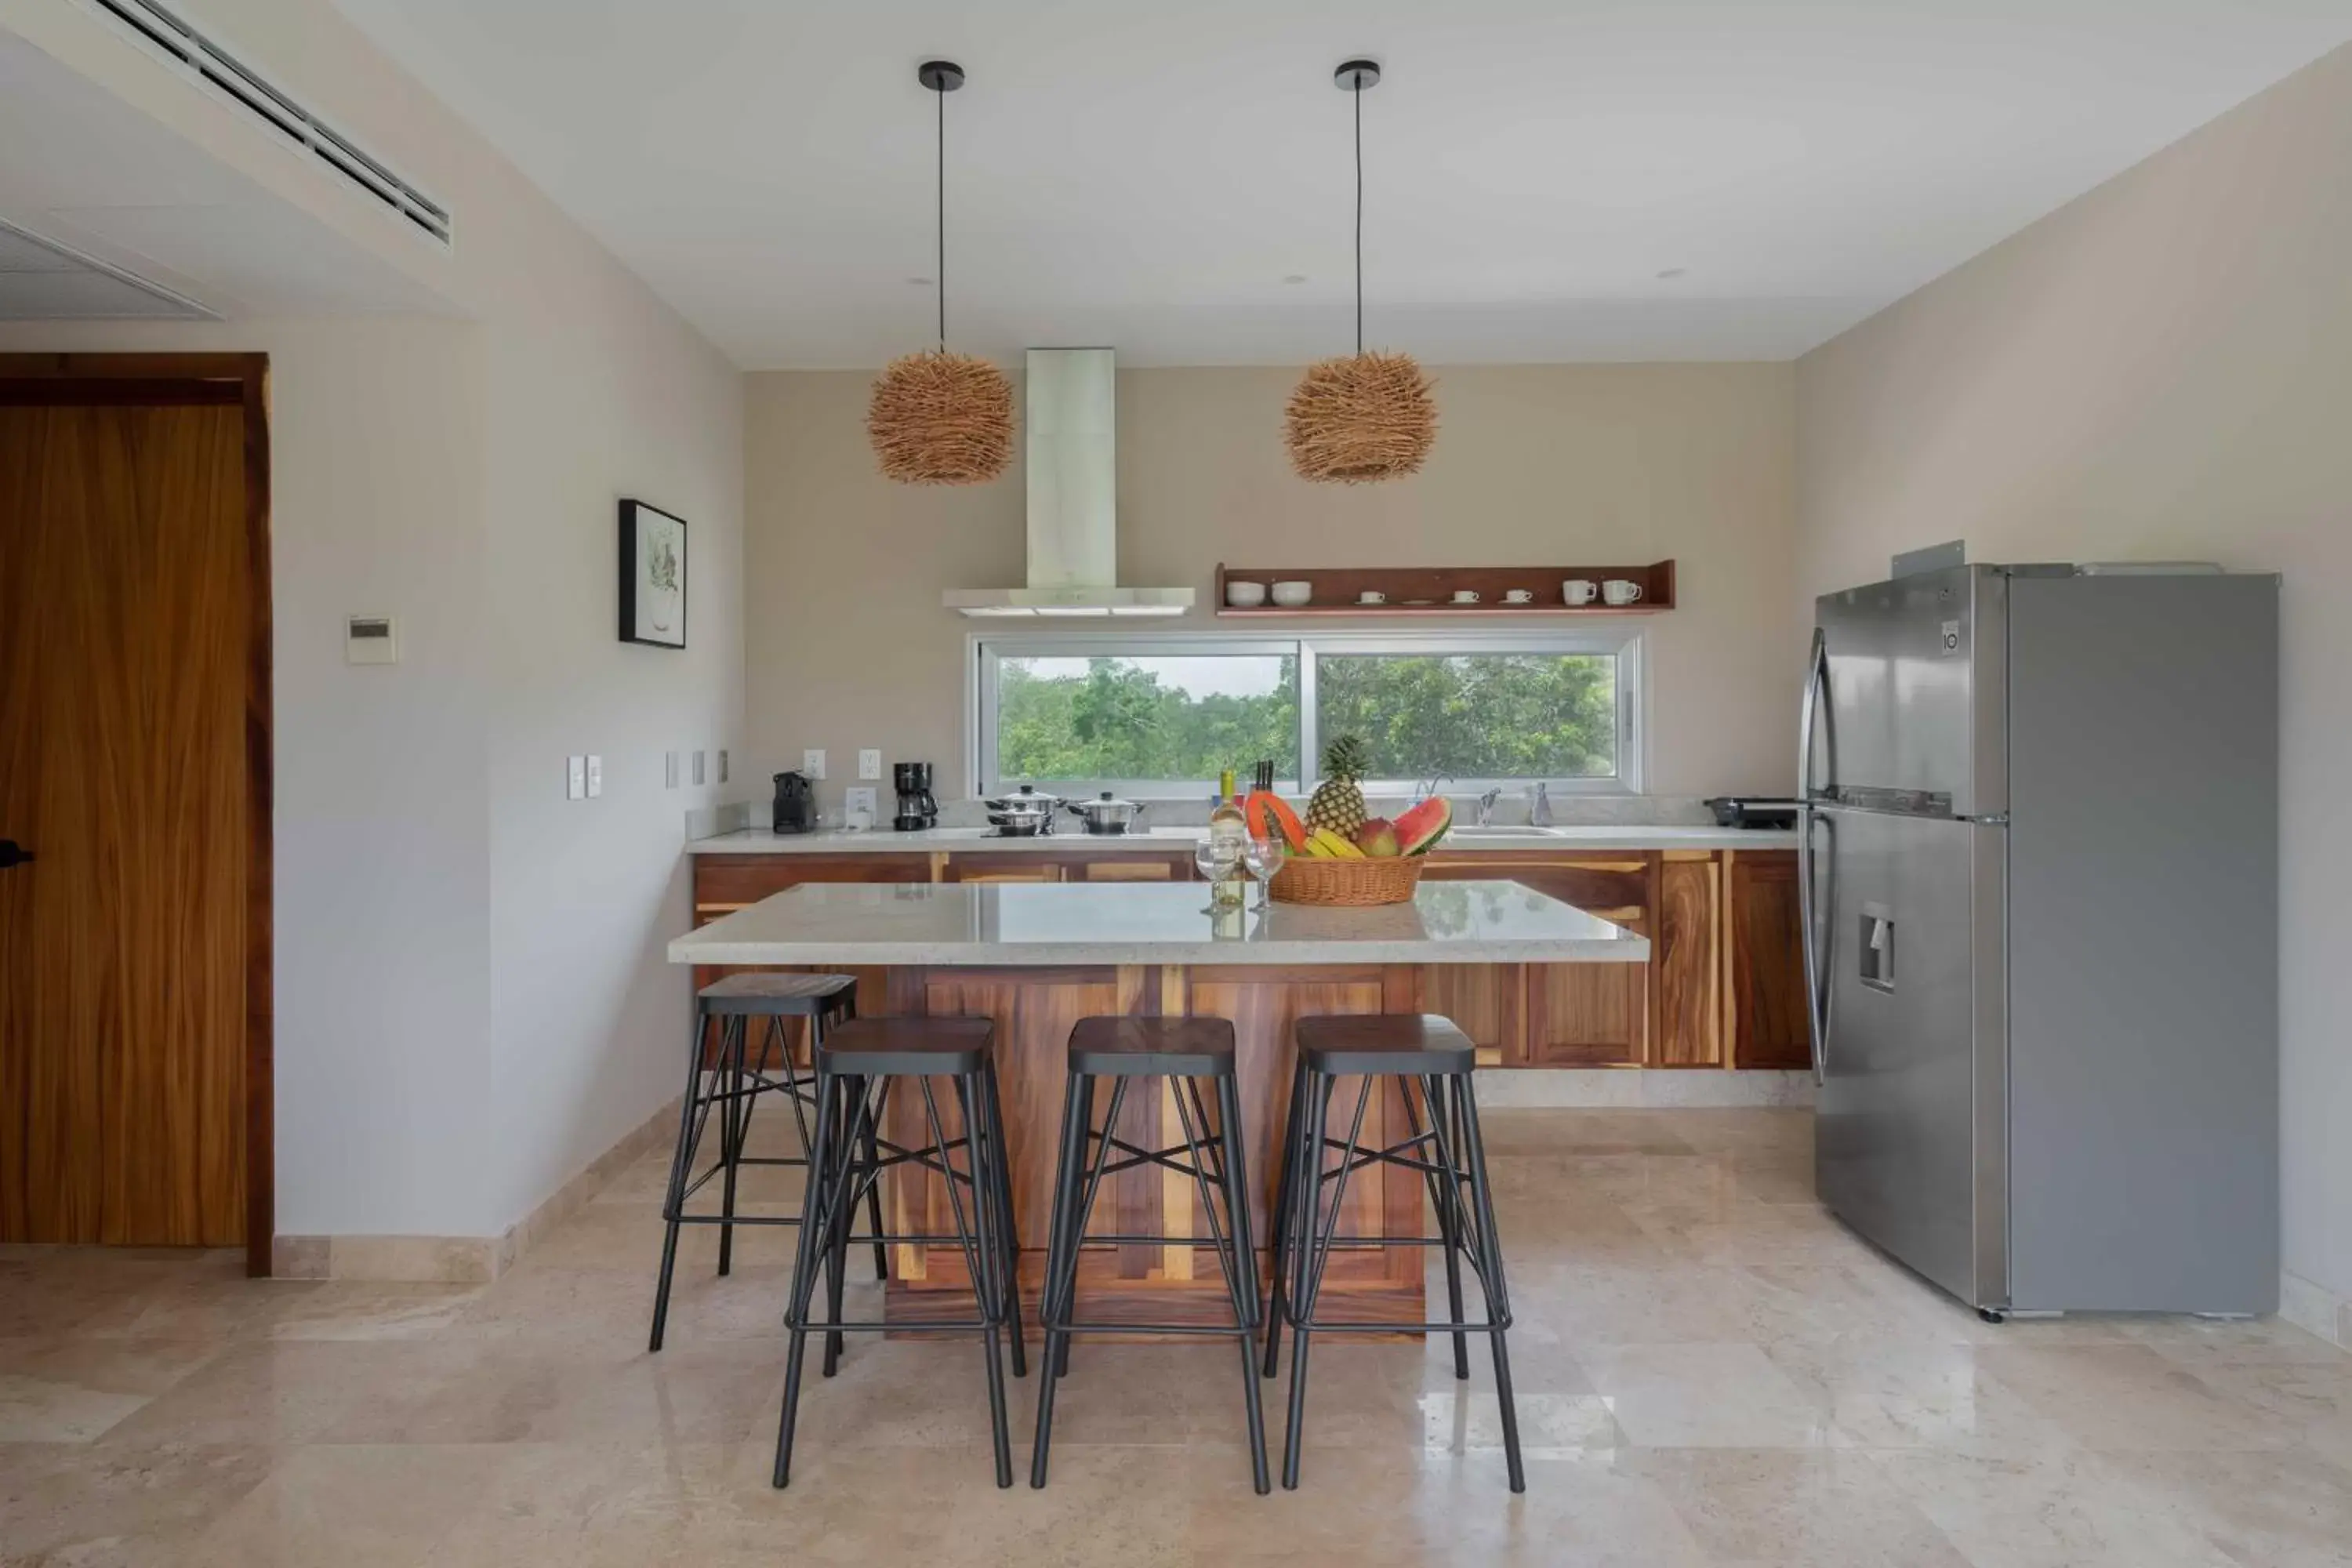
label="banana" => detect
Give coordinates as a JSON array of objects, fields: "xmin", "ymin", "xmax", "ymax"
[{"xmin": 1311, "ymin": 827, "xmax": 1367, "ymax": 859}]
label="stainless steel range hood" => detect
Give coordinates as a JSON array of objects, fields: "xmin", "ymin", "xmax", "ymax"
[{"xmin": 942, "ymin": 347, "xmax": 1194, "ymax": 618}]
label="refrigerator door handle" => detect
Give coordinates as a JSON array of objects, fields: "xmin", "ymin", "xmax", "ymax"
[
  {"xmin": 1798, "ymin": 626, "xmax": 1830, "ymax": 802},
  {"xmin": 1798, "ymin": 806, "xmax": 1835, "ymax": 1083}
]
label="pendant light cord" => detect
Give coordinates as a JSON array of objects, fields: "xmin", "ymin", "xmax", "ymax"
[
  {"xmin": 936, "ymin": 79, "xmax": 947, "ymax": 352},
  {"xmin": 1353, "ymin": 73, "xmax": 1364, "ymax": 357}
]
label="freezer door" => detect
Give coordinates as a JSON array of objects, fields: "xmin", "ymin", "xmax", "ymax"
[
  {"xmin": 1812, "ymin": 565, "xmax": 2007, "ymax": 817},
  {"xmin": 1815, "ymin": 806, "xmax": 2008, "ymax": 1308}
]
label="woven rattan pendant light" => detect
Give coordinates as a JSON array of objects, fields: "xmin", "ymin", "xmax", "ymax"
[
  {"xmin": 869, "ymin": 60, "xmax": 1014, "ymax": 485},
  {"xmin": 1284, "ymin": 58, "xmax": 1436, "ymax": 484}
]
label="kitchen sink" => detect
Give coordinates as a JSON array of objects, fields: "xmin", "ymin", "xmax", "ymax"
[{"xmin": 1443, "ymin": 826, "xmax": 1567, "ymax": 840}]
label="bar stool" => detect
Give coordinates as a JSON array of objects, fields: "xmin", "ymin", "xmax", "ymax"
[
  {"xmin": 1262, "ymin": 1014, "xmax": 1523, "ymax": 1493},
  {"xmin": 650, "ymin": 972, "xmax": 886, "ymax": 1352},
  {"xmin": 774, "ymin": 1015, "xmax": 1026, "ymax": 1490},
  {"xmin": 1029, "ymin": 1015, "xmax": 1269, "ymax": 1494}
]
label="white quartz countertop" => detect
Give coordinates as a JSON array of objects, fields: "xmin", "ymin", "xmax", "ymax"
[
  {"xmin": 668, "ymin": 880, "xmax": 1650, "ymax": 967},
  {"xmin": 688, "ymin": 823, "xmax": 1797, "ymax": 855}
]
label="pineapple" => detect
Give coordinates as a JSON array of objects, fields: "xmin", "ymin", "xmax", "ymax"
[{"xmin": 1305, "ymin": 735, "xmax": 1371, "ymax": 839}]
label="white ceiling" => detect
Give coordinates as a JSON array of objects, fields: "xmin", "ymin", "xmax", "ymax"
[
  {"xmin": 0, "ymin": 27, "xmax": 453, "ymax": 321},
  {"xmin": 328, "ymin": 0, "xmax": 2352, "ymax": 368}
]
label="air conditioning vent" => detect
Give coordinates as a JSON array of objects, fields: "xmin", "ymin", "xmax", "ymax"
[{"xmin": 84, "ymin": 0, "xmax": 454, "ymax": 249}]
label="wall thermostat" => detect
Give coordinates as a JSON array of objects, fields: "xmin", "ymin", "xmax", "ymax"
[{"xmin": 347, "ymin": 615, "xmax": 399, "ymax": 665}]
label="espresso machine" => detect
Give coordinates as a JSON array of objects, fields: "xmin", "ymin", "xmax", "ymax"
[{"xmin": 893, "ymin": 761, "xmax": 938, "ymax": 831}]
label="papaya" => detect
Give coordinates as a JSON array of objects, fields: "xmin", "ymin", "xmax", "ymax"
[
  {"xmin": 1244, "ymin": 789, "xmax": 1309, "ymax": 851},
  {"xmin": 1395, "ymin": 795, "xmax": 1453, "ymax": 855}
]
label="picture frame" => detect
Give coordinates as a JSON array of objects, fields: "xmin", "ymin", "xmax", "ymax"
[{"xmin": 618, "ymin": 499, "xmax": 688, "ymax": 648}]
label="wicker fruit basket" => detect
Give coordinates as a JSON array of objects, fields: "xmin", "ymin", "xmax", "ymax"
[{"xmin": 1268, "ymin": 854, "xmax": 1426, "ymax": 906}]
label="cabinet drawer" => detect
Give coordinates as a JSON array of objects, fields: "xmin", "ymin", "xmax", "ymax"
[
  {"xmin": 694, "ymin": 853, "xmax": 932, "ymax": 916},
  {"xmin": 1420, "ymin": 854, "xmax": 1651, "ymax": 920}
]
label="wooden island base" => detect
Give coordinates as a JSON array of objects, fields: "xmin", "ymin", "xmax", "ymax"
[{"xmin": 864, "ymin": 961, "xmax": 1432, "ymax": 1334}]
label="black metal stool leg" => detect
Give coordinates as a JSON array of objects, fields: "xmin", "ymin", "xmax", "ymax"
[
  {"xmin": 1261, "ymin": 1055, "xmax": 1307, "ymax": 1378},
  {"xmin": 651, "ymin": 1002, "xmax": 717, "ymax": 1354},
  {"xmin": 717, "ymin": 1016, "xmax": 749, "ymax": 1276},
  {"xmin": 1407, "ymin": 1073, "xmax": 1471, "ymax": 1379},
  {"xmin": 975, "ymin": 1063, "xmax": 1027, "ymax": 1377},
  {"xmin": 820, "ymin": 1073, "xmax": 878, "ymax": 1379},
  {"xmin": 1185, "ymin": 1074, "xmax": 1269, "ymax": 1496},
  {"xmin": 1279, "ymin": 1069, "xmax": 1336, "ymax": 1489},
  {"xmin": 924, "ymin": 1074, "xmax": 1013, "ymax": 1489},
  {"xmin": 1054, "ymin": 1074, "xmax": 1110, "ymax": 1380},
  {"xmin": 1029, "ymin": 1066, "xmax": 1093, "ymax": 1488},
  {"xmin": 1286, "ymin": 1070, "xmax": 1372, "ymax": 1491},
  {"xmin": 774, "ymin": 1062, "xmax": 845, "ymax": 1489},
  {"xmin": 1452, "ymin": 1073, "xmax": 1524, "ymax": 1494}
]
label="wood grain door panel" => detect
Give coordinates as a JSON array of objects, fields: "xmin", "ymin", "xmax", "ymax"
[
  {"xmin": 1, "ymin": 401, "xmax": 251, "ymax": 1245},
  {"xmin": 1653, "ymin": 855, "xmax": 1722, "ymax": 1065},
  {"xmin": 1729, "ymin": 851, "xmax": 1809, "ymax": 1069}
]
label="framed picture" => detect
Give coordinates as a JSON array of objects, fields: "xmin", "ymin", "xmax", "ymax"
[{"xmin": 618, "ymin": 499, "xmax": 687, "ymax": 648}]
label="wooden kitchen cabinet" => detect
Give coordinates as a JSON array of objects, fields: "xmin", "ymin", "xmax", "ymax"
[
  {"xmin": 1726, "ymin": 850, "xmax": 1809, "ymax": 1069},
  {"xmin": 1653, "ymin": 853, "xmax": 1722, "ymax": 1065}
]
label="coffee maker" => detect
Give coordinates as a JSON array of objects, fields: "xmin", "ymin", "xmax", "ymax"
[
  {"xmin": 771, "ymin": 771, "xmax": 815, "ymax": 835},
  {"xmin": 892, "ymin": 762, "xmax": 938, "ymax": 831}
]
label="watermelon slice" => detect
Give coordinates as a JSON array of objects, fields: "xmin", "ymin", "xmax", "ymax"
[
  {"xmin": 1395, "ymin": 795, "xmax": 1453, "ymax": 855},
  {"xmin": 1245, "ymin": 790, "xmax": 1309, "ymax": 852}
]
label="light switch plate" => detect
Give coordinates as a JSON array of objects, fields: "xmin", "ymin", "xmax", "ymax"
[
  {"xmin": 802, "ymin": 748, "xmax": 826, "ymax": 781},
  {"xmin": 858, "ymin": 750, "xmax": 882, "ymax": 780},
  {"xmin": 664, "ymin": 751, "xmax": 680, "ymax": 789},
  {"xmin": 718, "ymin": 750, "xmax": 730, "ymax": 784},
  {"xmin": 586, "ymin": 755, "xmax": 603, "ymax": 797},
  {"xmin": 565, "ymin": 756, "xmax": 586, "ymax": 800},
  {"xmin": 692, "ymin": 750, "xmax": 706, "ymax": 786}
]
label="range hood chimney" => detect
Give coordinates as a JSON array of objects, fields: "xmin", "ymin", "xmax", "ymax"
[{"xmin": 942, "ymin": 348, "xmax": 1195, "ymax": 618}]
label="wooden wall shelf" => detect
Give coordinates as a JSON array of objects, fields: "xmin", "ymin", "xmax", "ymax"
[{"xmin": 1213, "ymin": 561, "xmax": 1675, "ymax": 618}]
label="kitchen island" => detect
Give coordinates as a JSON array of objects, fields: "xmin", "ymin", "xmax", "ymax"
[{"xmin": 669, "ymin": 879, "xmax": 1643, "ymax": 1330}]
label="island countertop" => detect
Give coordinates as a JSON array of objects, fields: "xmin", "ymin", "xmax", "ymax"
[
  {"xmin": 667, "ymin": 878, "xmax": 1649, "ymax": 967},
  {"xmin": 687, "ymin": 822, "xmax": 1798, "ymax": 854}
]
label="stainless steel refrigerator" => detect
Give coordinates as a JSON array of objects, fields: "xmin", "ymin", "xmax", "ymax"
[{"xmin": 1800, "ymin": 562, "xmax": 2278, "ymax": 1318}]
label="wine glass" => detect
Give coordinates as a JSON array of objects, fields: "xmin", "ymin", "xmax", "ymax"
[
  {"xmin": 1243, "ymin": 836, "xmax": 1287, "ymax": 909},
  {"xmin": 1194, "ymin": 837, "xmax": 1242, "ymax": 909}
]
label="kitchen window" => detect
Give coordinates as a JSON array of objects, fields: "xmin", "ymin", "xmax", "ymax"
[{"xmin": 969, "ymin": 629, "xmax": 1642, "ymax": 798}]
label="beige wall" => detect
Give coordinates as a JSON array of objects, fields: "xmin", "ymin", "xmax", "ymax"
[
  {"xmin": 1795, "ymin": 45, "xmax": 2352, "ymax": 1310},
  {"xmin": 2, "ymin": 0, "xmax": 746, "ymax": 1239},
  {"xmin": 746, "ymin": 362, "xmax": 1798, "ymax": 804}
]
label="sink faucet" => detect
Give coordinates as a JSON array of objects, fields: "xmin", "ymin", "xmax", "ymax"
[
  {"xmin": 1413, "ymin": 775, "xmax": 1454, "ymax": 806},
  {"xmin": 1529, "ymin": 781, "xmax": 1554, "ymax": 827},
  {"xmin": 1476, "ymin": 787, "xmax": 1502, "ymax": 827}
]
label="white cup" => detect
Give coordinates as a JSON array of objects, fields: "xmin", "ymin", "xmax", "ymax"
[
  {"xmin": 1602, "ymin": 579, "xmax": 1644, "ymax": 606},
  {"xmin": 1225, "ymin": 579, "xmax": 1267, "ymax": 608},
  {"xmin": 1357, "ymin": 590, "xmax": 1388, "ymax": 605},
  {"xmin": 1503, "ymin": 589, "xmax": 1534, "ymax": 604},
  {"xmin": 1450, "ymin": 589, "xmax": 1482, "ymax": 604},
  {"xmin": 1271, "ymin": 580, "xmax": 1313, "ymax": 607},
  {"xmin": 1563, "ymin": 579, "xmax": 1599, "ymax": 606}
]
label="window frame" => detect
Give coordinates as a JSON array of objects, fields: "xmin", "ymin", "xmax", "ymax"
[{"xmin": 966, "ymin": 626, "xmax": 1646, "ymax": 801}]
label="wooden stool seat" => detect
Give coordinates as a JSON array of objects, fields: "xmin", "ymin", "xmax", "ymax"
[
  {"xmin": 818, "ymin": 1016, "xmax": 995, "ymax": 1076},
  {"xmin": 1066, "ymin": 1015, "xmax": 1237, "ymax": 1077},
  {"xmin": 1295, "ymin": 1013, "xmax": 1475, "ymax": 1076}
]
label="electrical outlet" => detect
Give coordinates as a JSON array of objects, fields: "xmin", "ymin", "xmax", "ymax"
[
  {"xmin": 802, "ymin": 748, "xmax": 826, "ymax": 781},
  {"xmin": 844, "ymin": 786, "xmax": 877, "ymax": 818},
  {"xmin": 718, "ymin": 749, "xmax": 730, "ymax": 784},
  {"xmin": 858, "ymin": 749, "xmax": 882, "ymax": 780},
  {"xmin": 586, "ymin": 755, "xmax": 603, "ymax": 798},
  {"xmin": 664, "ymin": 751, "xmax": 680, "ymax": 789},
  {"xmin": 692, "ymin": 750, "xmax": 706, "ymax": 786},
  {"xmin": 565, "ymin": 756, "xmax": 586, "ymax": 800}
]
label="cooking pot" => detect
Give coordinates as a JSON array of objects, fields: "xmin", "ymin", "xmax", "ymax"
[
  {"xmin": 985, "ymin": 811, "xmax": 1052, "ymax": 837},
  {"xmin": 1065, "ymin": 792, "xmax": 1149, "ymax": 835}
]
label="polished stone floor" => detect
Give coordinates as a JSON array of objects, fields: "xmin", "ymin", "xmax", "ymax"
[{"xmin": 4, "ymin": 1108, "xmax": 2348, "ymax": 1566}]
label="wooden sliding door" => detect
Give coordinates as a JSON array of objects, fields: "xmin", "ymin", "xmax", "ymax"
[{"xmin": 0, "ymin": 356, "xmax": 270, "ymax": 1261}]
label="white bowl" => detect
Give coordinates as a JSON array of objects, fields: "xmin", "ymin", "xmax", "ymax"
[
  {"xmin": 1271, "ymin": 580, "xmax": 1313, "ymax": 608},
  {"xmin": 1225, "ymin": 579, "xmax": 1268, "ymax": 608}
]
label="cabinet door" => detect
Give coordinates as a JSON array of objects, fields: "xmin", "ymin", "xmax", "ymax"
[
  {"xmin": 694, "ymin": 853, "xmax": 932, "ymax": 919},
  {"xmin": 1653, "ymin": 854, "xmax": 1722, "ymax": 1065},
  {"xmin": 1524, "ymin": 910, "xmax": 1650, "ymax": 1065},
  {"xmin": 1421, "ymin": 963, "xmax": 1524, "ymax": 1067},
  {"xmin": 1063, "ymin": 852, "xmax": 1192, "ymax": 882},
  {"xmin": 1727, "ymin": 851, "xmax": 1809, "ymax": 1069}
]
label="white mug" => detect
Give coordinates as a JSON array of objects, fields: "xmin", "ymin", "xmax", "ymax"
[
  {"xmin": 1357, "ymin": 590, "xmax": 1388, "ymax": 605},
  {"xmin": 1602, "ymin": 579, "xmax": 1644, "ymax": 606},
  {"xmin": 1450, "ymin": 590, "xmax": 1482, "ymax": 604},
  {"xmin": 1563, "ymin": 579, "xmax": 1599, "ymax": 606},
  {"xmin": 1503, "ymin": 589, "xmax": 1534, "ymax": 604}
]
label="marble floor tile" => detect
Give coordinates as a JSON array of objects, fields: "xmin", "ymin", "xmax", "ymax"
[
  {"xmin": 0, "ymin": 1336, "xmax": 221, "ymax": 1443},
  {"xmin": 3, "ymin": 1109, "xmax": 2345, "ymax": 1567}
]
